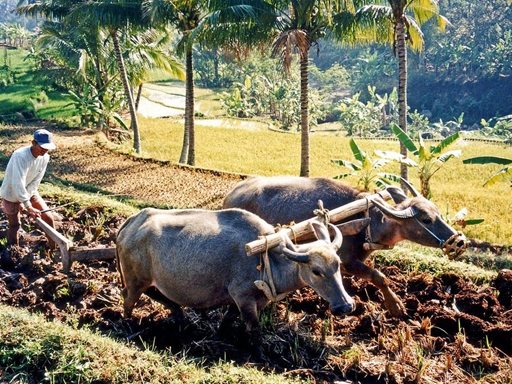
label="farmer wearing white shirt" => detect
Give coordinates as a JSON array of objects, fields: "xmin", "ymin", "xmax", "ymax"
[{"xmin": 1, "ymin": 129, "xmax": 57, "ymax": 247}]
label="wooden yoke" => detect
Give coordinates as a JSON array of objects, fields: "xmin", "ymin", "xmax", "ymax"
[
  {"xmin": 35, "ymin": 218, "xmax": 73, "ymax": 273},
  {"xmin": 244, "ymin": 190, "xmax": 392, "ymax": 256}
]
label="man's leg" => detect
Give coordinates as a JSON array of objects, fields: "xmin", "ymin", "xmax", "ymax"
[{"xmin": 1, "ymin": 199, "xmax": 21, "ymax": 246}]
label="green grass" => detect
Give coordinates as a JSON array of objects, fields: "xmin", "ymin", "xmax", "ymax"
[
  {"xmin": 0, "ymin": 305, "xmax": 303, "ymax": 384},
  {"xmin": 117, "ymin": 116, "xmax": 512, "ymax": 245},
  {"xmin": 375, "ymin": 243, "xmax": 508, "ymax": 284},
  {"xmin": 0, "ymin": 49, "xmax": 75, "ymax": 121}
]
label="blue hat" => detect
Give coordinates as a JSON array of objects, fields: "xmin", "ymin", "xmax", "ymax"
[{"xmin": 34, "ymin": 129, "xmax": 56, "ymax": 150}]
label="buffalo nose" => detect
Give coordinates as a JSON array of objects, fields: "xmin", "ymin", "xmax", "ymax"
[{"xmin": 331, "ymin": 301, "xmax": 355, "ymax": 316}]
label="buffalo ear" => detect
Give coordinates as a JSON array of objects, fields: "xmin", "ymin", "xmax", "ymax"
[
  {"xmin": 310, "ymin": 221, "xmax": 330, "ymax": 242},
  {"xmin": 387, "ymin": 186, "xmax": 408, "ymax": 204},
  {"xmin": 336, "ymin": 218, "xmax": 370, "ymax": 236}
]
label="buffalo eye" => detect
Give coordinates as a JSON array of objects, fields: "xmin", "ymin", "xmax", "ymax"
[
  {"xmin": 421, "ymin": 217, "xmax": 433, "ymax": 225},
  {"xmin": 312, "ymin": 269, "xmax": 323, "ymax": 277}
]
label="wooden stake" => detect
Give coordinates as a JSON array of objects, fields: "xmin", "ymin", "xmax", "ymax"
[
  {"xmin": 35, "ymin": 217, "xmax": 73, "ymax": 272},
  {"xmin": 244, "ymin": 190, "xmax": 392, "ymax": 256}
]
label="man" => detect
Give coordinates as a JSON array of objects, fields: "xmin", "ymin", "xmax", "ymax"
[{"xmin": 1, "ymin": 128, "xmax": 57, "ymax": 247}]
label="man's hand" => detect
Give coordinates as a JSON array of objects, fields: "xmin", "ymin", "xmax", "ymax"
[{"xmin": 26, "ymin": 205, "xmax": 41, "ymax": 218}]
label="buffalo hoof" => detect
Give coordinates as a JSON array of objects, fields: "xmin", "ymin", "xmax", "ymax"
[{"xmin": 384, "ymin": 297, "xmax": 407, "ymax": 318}]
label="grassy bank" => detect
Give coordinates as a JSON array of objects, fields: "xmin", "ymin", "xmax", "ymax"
[{"xmin": 0, "ymin": 305, "xmax": 302, "ymax": 384}]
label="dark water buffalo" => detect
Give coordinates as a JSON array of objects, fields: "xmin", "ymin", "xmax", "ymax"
[
  {"xmin": 223, "ymin": 176, "xmax": 468, "ymax": 317},
  {"xmin": 116, "ymin": 207, "xmax": 360, "ymax": 337}
]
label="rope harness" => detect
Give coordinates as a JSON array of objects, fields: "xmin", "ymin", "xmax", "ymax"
[
  {"xmin": 254, "ymin": 236, "xmax": 288, "ymax": 302},
  {"xmin": 363, "ymin": 196, "xmax": 394, "ymax": 251},
  {"xmin": 254, "ymin": 200, "xmax": 330, "ymax": 302}
]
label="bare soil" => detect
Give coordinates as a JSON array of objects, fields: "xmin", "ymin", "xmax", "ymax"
[{"xmin": 1, "ymin": 124, "xmax": 511, "ymax": 383}]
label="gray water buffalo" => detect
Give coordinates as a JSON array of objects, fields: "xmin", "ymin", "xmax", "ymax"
[
  {"xmin": 222, "ymin": 176, "xmax": 468, "ymax": 317},
  {"xmin": 116, "ymin": 207, "xmax": 364, "ymax": 337}
]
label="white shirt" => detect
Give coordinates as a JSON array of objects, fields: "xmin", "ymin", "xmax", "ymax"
[{"xmin": 1, "ymin": 146, "xmax": 49, "ymax": 206}]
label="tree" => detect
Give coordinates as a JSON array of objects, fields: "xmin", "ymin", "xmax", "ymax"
[
  {"xmin": 204, "ymin": 0, "xmax": 360, "ymax": 176},
  {"xmin": 144, "ymin": 0, "xmax": 205, "ymax": 165},
  {"xmin": 391, "ymin": 123, "xmax": 461, "ymax": 198},
  {"xmin": 124, "ymin": 29, "xmax": 185, "ymax": 111},
  {"xmin": 352, "ymin": 0, "xmax": 448, "ymax": 188},
  {"xmin": 17, "ymin": 1, "xmax": 175, "ymax": 154},
  {"xmin": 71, "ymin": 1, "xmax": 146, "ymax": 154},
  {"xmin": 331, "ymin": 137, "xmax": 415, "ymax": 191}
]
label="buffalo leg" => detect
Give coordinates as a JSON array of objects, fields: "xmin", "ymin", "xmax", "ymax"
[
  {"xmin": 144, "ymin": 287, "xmax": 185, "ymax": 322},
  {"xmin": 342, "ymin": 260, "xmax": 406, "ymax": 317},
  {"xmin": 218, "ymin": 304, "xmax": 240, "ymax": 334},
  {"xmin": 121, "ymin": 283, "xmax": 146, "ymax": 318}
]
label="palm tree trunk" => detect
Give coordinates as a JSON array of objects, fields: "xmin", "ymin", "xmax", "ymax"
[
  {"xmin": 111, "ymin": 29, "xmax": 141, "ymax": 154},
  {"xmin": 93, "ymin": 57, "xmax": 105, "ymax": 131},
  {"xmin": 180, "ymin": 45, "xmax": 195, "ymax": 165},
  {"xmin": 135, "ymin": 83, "xmax": 143, "ymax": 112},
  {"xmin": 299, "ymin": 50, "xmax": 310, "ymax": 177},
  {"xmin": 180, "ymin": 46, "xmax": 196, "ymax": 165},
  {"xmin": 396, "ymin": 18, "xmax": 408, "ymax": 187}
]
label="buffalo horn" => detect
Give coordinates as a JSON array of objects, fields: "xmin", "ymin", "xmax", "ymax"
[
  {"xmin": 371, "ymin": 198, "xmax": 417, "ymax": 219},
  {"xmin": 329, "ymin": 223, "xmax": 343, "ymax": 250},
  {"xmin": 400, "ymin": 177, "xmax": 421, "ymax": 197},
  {"xmin": 282, "ymin": 248, "xmax": 310, "ymax": 264}
]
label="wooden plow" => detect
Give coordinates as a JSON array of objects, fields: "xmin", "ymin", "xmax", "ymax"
[
  {"xmin": 35, "ymin": 218, "xmax": 116, "ymax": 273},
  {"xmin": 35, "ymin": 190, "xmax": 392, "ymax": 273}
]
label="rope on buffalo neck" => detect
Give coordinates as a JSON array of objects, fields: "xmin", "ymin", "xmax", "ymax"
[
  {"xmin": 254, "ymin": 237, "xmax": 287, "ymax": 302},
  {"xmin": 363, "ymin": 196, "xmax": 394, "ymax": 251}
]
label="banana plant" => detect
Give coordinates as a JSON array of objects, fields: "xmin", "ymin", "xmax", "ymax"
[
  {"xmin": 446, "ymin": 207, "xmax": 484, "ymax": 229},
  {"xmin": 463, "ymin": 156, "xmax": 512, "ymax": 187},
  {"xmin": 391, "ymin": 123, "xmax": 461, "ymax": 198},
  {"xmin": 331, "ymin": 138, "xmax": 416, "ymax": 191}
]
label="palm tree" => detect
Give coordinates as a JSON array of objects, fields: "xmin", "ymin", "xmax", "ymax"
[
  {"xmin": 17, "ymin": 0, "xmax": 154, "ymax": 154},
  {"xmin": 144, "ymin": 0, "xmax": 204, "ymax": 165},
  {"xmin": 71, "ymin": 1, "xmax": 147, "ymax": 154},
  {"xmin": 352, "ymin": 0, "xmax": 448, "ymax": 187},
  {"xmin": 203, "ymin": 0, "xmax": 359, "ymax": 176},
  {"xmin": 124, "ymin": 29, "xmax": 185, "ymax": 111}
]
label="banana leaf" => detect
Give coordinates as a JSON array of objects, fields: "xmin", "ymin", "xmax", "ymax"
[
  {"xmin": 431, "ymin": 132, "xmax": 460, "ymax": 154},
  {"xmin": 463, "ymin": 156, "xmax": 512, "ymax": 165},
  {"xmin": 331, "ymin": 159, "xmax": 361, "ymax": 171},
  {"xmin": 391, "ymin": 123, "xmax": 418, "ymax": 154},
  {"xmin": 375, "ymin": 150, "xmax": 418, "ymax": 166},
  {"xmin": 438, "ymin": 150, "xmax": 461, "ymax": 163},
  {"xmin": 350, "ymin": 138, "xmax": 366, "ymax": 163},
  {"xmin": 484, "ymin": 167, "xmax": 512, "ymax": 186}
]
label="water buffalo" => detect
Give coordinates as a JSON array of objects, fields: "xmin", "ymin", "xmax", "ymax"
[
  {"xmin": 223, "ymin": 176, "xmax": 468, "ymax": 317},
  {"xmin": 116, "ymin": 207, "xmax": 365, "ymax": 337}
]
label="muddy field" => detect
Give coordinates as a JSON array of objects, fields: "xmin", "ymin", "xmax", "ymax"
[
  {"xmin": 1, "ymin": 124, "xmax": 512, "ymax": 383},
  {"xmin": 1, "ymin": 204, "xmax": 511, "ymax": 384}
]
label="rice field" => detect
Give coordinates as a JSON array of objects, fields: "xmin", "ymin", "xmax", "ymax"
[{"xmin": 115, "ymin": 116, "xmax": 512, "ymax": 245}]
